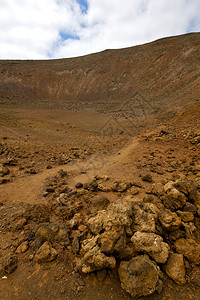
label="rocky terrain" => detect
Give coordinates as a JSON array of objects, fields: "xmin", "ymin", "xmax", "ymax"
[{"xmin": 0, "ymin": 32, "xmax": 200, "ymax": 299}]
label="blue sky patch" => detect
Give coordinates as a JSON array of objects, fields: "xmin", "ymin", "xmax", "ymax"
[
  {"xmin": 60, "ymin": 32, "xmax": 80, "ymax": 41},
  {"xmin": 76, "ymin": 0, "xmax": 88, "ymax": 13}
]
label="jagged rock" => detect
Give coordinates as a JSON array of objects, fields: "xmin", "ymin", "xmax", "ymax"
[
  {"xmin": 36, "ymin": 223, "xmax": 59, "ymax": 241},
  {"xmin": 174, "ymin": 177, "xmax": 199, "ymax": 204},
  {"xmin": 165, "ymin": 252, "xmax": 186, "ymax": 285},
  {"xmin": 88, "ymin": 195, "xmax": 110, "ymax": 214},
  {"xmin": 112, "ymin": 181, "xmax": 131, "ymax": 192},
  {"xmin": 0, "ymin": 255, "xmax": 18, "ymax": 277},
  {"xmin": 83, "ymin": 181, "xmax": 98, "ymax": 191},
  {"xmin": 183, "ymin": 203, "xmax": 198, "ymax": 213},
  {"xmin": 132, "ymin": 203, "xmax": 156, "ymax": 233},
  {"xmin": 99, "ymin": 229, "xmax": 126, "ymax": 256},
  {"xmin": 168, "ymin": 230, "xmax": 185, "ymax": 242},
  {"xmin": 77, "ymin": 236, "xmax": 116, "ymax": 273},
  {"xmin": 164, "ymin": 181, "xmax": 174, "ymax": 193},
  {"xmin": 35, "ymin": 222, "xmax": 69, "ymax": 244},
  {"xmin": 131, "ymin": 232, "xmax": 169, "ymax": 264},
  {"xmin": 152, "ymin": 183, "xmax": 164, "ymax": 196},
  {"xmin": 16, "ymin": 241, "xmax": 29, "ymax": 254},
  {"xmin": 163, "ymin": 188, "xmax": 187, "ymax": 211},
  {"xmin": 34, "ymin": 242, "xmax": 58, "ymax": 263},
  {"xmin": 119, "ymin": 243, "xmax": 137, "ymax": 260},
  {"xmin": 183, "ymin": 222, "xmax": 197, "ymax": 239},
  {"xmin": 177, "ymin": 211, "xmax": 194, "ymax": 222},
  {"xmin": 118, "ymin": 255, "xmax": 162, "ymax": 298},
  {"xmin": 175, "ymin": 238, "xmax": 200, "ymax": 264},
  {"xmin": 87, "ymin": 199, "xmax": 134, "ymax": 236},
  {"xmin": 142, "ymin": 174, "xmax": 153, "ymax": 182},
  {"xmin": 14, "ymin": 217, "xmax": 27, "ymax": 230},
  {"xmin": 158, "ymin": 209, "xmax": 182, "ymax": 231},
  {"xmin": 0, "ymin": 164, "xmax": 10, "ymax": 175}
]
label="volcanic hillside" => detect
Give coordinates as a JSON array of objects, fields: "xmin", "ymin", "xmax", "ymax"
[{"xmin": 0, "ymin": 32, "xmax": 200, "ymax": 117}]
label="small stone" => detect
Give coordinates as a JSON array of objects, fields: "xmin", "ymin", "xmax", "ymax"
[
  {"xmin": 78, "ymin": 225, "xmax": 87, "ymax": 232},
  {"xmin": 16, "ymin": 241, "xmax": 29, "ymax": 254},
  {"xmin": 76, "ymin": 182, "xmax": 83, "ymax": 188},
  {"xmin": 14, "ymin": 218, "xmax": 27, "ymax": 230},
  {"xmin": 34, "ymin": 242, "xmax": 58, "ymax": 263},
  {"xmin": 142, "ymin": 174, "xmax": 153, "ymax": 182},
  {"xmin": 0, "ymin": 255, "xmax": 18, "ymax": 277},
  {"xmin": 177, "ymin": 211, "xmax": 194, "ymax": 222}
]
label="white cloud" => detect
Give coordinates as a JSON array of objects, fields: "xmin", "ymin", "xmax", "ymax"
[{"xmin": 0, "ymin": 0, "xmax": 199, "ymax": 59}]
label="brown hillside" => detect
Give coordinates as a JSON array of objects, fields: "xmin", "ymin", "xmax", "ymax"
[{"xmin": 0, "ymin": 32, "xmax": 200, "ymax": 116}]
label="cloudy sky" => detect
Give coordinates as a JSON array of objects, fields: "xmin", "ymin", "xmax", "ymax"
[{"xmin": 0, "ymin": 0, "xmax": 199, "ymax": 60}]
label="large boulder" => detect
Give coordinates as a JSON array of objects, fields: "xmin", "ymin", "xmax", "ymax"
[
  {"xmin": 118, "ymin": 255, "xmax": 162, "ymax": 298},
  {"xmin": 175, "ymin": 238, "xmax": 200, "ymax": 264},
  {"xmin": 165, "ymin": 252, "xmax": 186, "ymax": 285},
  {"xmin": 131, "ymin": 232, "xmax": 169, "ymax": 264}
]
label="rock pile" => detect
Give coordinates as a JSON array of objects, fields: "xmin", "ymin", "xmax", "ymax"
[
  {"xmin": 1, "ymin": 171, "xmax": 200, "ymax": 298},
  {"xmin": 74, "ymin": 174, "xmax": 200, "ymax": 297}
]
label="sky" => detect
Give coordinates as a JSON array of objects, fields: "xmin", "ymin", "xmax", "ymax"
[{"xmin": 0, "ymin": 0, "xmax": 199, "ymax": 60}]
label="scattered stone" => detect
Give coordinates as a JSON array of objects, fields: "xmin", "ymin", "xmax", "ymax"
[
  {"xmin": 83, "ymin": 181, "xmax": 98, "ymax": 191},
  {"xmin": 118, "ymin": 255, "xmax": 162, "ymax": 298},
  {"xmin": 152, "ymin": 183, "xmax": 164, "ymax": 196},
  {"xmin": 165, "ymin": 252, "xmax": 186, "ymax": 285},
  {"xmin": 14, "ymin": 218, "xmax": 27, "ymax": 230},
  {"xmin": 112, "ymin": 181, "xmax": 131, "ymax": 192},
  {"xmin": 78, "ymin": 225, "xmax": 87, "ymax": 232},
  {"xmin": 34, "ymin": 242, "xmax": 58, "ymax": 263},
  {"xmin": 0, "ymin": 255, "xmax": 18, "ymax": 277},
  {"xmin": 142, "ymin": 174, "xmax": 153, "ymax": 182},
  {"xmin": 175, "ymin": 238, "xmax": 200, "ymax": 264},
  {"xmin": 16, "ymin": 241, "xmax": 29, "ymax": 254},
  {"xmin": 88, "ymin": 195, "xmax": 110, "ymax": 214},
  {"xmin": 0, "ymin": 165, "xmax": 10, "ymax": 175},
  {"xmin": 76, "ymin": 182, "xmax": 83, "ymax": 189}
]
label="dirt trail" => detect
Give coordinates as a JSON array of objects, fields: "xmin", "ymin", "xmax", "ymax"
[{"xmin": 0, "ymin": 137, "xmax": 139, "ymax": 204}]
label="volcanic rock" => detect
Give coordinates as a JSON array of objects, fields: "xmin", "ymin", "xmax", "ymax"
[
  {"xmin": 131, "ymin": 231, "xmax": 169, "ymax": 264},
  {"xmin": 165, "ymin": 252, "xmax": 186, "ymax": 285},
  {"xmin": 118, "ymin": 255, "xmax": 162, "ymax": 298}
]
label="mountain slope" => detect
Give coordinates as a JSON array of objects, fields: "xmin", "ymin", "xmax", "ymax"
[{"xmin": 0, "ymin": 32, "xmax": 200, "ymax": 117}]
